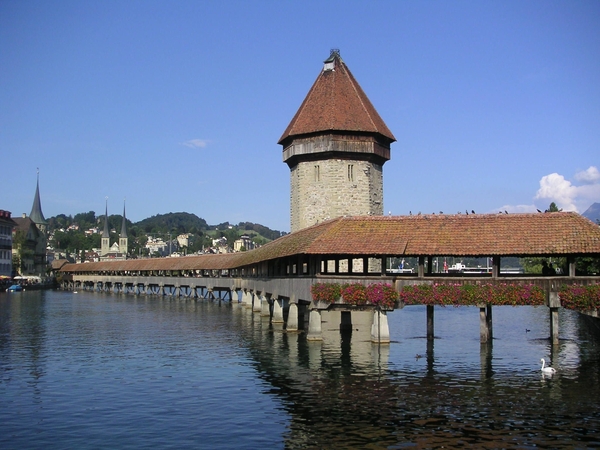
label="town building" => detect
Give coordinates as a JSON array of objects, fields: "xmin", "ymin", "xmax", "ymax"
[
  {"xmin": 177, "ymin": 233, "xmax": 190, "ymax": 249},
  {"xmin": 233, "ymin": 235, "xmax": 256, "ymax": 252},
  {"xmin": 100, "ymin": 200, "xmax": 128, "ymax": 261},
  {"xmin": 145, "ymin": 236, "xmax": 169, "ymax": 256},
  {"xmin": 0, "ymin": 210, "xmax": 17, "ymax": 279},
  {"xmin": 279, "ymin": 50, "xmax": 396, "ymax": 232},
  {"xmin": 11, "ymin": 174, "xmax": 48, "ymax": 278}
]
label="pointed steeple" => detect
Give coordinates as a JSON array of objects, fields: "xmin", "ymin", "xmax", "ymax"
[
  {"xmin": 119, "ymin": 199, "xmax": 128, "ymax": 257},
  {"xmin": 120, "ymin": 200, "xmax": 127, "ymax": 238},
  {"xmin": 102, "ymin": 199, "xmax": 109, "ymax": 238},
  {"xmin": 29, "ymin": 169, "xmax": 47, "ymax": 232},
  {"xmin": 101, "ymin": 198, "xmax": 110, "ymax": 256},
  {"xmin": 278, "ymin": 49, "xmax": 396, "ymax": 147}
]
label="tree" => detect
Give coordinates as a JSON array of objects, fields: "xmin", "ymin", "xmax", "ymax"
[
  {"xmin": 545, "ymin": 202, "xmax": 562, "ymax": 213},
  {"xmin": 12, "ymin": 229, "xmax": 34, "ymax": 274},
  {"xmin": 521, "ymin": 256, "xmax": 566, "ymax": 274},
  {"xmin": 74, "ymin": 211, "xmax": 97, "ymax": 228}
]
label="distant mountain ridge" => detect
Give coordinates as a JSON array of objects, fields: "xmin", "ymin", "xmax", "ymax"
[{"xmin": 582, "ymin": 202, "xmax": 600, "ymax": 223}]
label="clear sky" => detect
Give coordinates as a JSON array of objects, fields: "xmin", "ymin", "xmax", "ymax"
[{"xmin": 1, "ymin": 0, "xmax": 599, "ymax": 232}]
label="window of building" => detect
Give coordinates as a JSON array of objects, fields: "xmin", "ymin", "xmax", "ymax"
[
  {"xmin": 348, "ymin": 164, "xmax": 354, "ymax": 181},
  {"xmin": 314, "ymin": 165, "xmax": 320, "ymax": 182}
]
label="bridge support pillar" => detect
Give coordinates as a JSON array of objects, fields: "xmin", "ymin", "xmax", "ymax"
[
  {"xmin": 242, "ymin": 290, "xmax": 252, "ymax": 308},
  {"xmin": 286, "ymin": 303, "xmax": 299, "ymax": 331},
  {"xmin": 479, "ymin": 304, "xmax": 492, "ymax": 343},
  {"xmin": 307, "ymin": 309, "xmax": 323, "ymax": 341},
  {"xmin": 486, "ymin": 304, "xmax": 493, "ymax": 340},
  {"xmin": 427, "ymin": 305, "xmax": 434, "ymax": 340},
  {"xmin": 260, "ymin": 294, "xmax": 270, "ymax": 317},
  {"xmin": 272, "ymin": 298, "xmax": 284, "ymax": 323},
  {"xmin": 253, "ymin": 292, "xmax": 262, "ymax": 313},
  {"xmin": 371, "ymin": 310, "xmax": 390, "ymax": 344},
  {"xmin": 548, "ymin": 287, "xmax": 560, "ymax": 345}
]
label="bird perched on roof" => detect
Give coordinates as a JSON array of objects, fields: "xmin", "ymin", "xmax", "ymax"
[
  {"xmin": 471, "ymin": 210, "xmax": 475, "ymax": 214},
  {"xmin": 537, "ymin": 209, "xmax": 542, "ymax": 213}
]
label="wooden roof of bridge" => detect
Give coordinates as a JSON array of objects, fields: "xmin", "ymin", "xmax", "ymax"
[{"xmin": 60, "ymin": 212, "xmax": 600, "ymax": 273}]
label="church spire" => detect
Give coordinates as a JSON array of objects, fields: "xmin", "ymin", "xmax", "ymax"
[
  {"xmin": 102, "ymin": 198, "xmax": 109, "ymax": 238},
  {"xmin": 120, "ymin": 200, "xmax": 127, "ymax": 238},
  {"xmin": 101, "ymin": 198, "xmax": 110, "ymax": 256},
  {"xmin": 119, "ymin": 199, "xmax": 128, "ymax": 257},
  {"xmin": 29, "ymin": 169, "xmax": 47, "ymax": 232}
]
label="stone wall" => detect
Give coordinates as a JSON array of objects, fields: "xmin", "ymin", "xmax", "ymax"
[{"xmin": 290, "ymin": 158, "xmax": 383, "ymax": 232}]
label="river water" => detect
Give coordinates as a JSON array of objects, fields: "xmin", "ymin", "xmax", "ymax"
[{"xmin": 1, "ymin": 289, "xmax": 599, "ymax": 449}]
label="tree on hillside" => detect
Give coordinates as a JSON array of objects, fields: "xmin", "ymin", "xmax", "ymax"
[
  {"xmin": 48, "ymin": 214, "xmax": 71, "ymax": 230},
  {"xmin": 74, "ymin": 211, "xmax": 97, "ymax": 228},
  {"xmin": 135, "ymin": 212, "xmax": 208, "ymax": 234}
]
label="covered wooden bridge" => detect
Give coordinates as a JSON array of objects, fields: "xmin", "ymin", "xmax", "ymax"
[{"xmin": 59, "ymin": 212, "xmax": 600, "ymax": 343}]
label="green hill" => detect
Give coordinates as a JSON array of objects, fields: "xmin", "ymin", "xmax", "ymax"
[{"xmin": 135, "ymin": 212, "xmax": 208, "ymax": 234}]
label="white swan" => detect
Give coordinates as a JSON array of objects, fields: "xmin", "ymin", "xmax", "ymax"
[{"xmin": 541, "ymin": 358, "xmax": 556, "ymax": 374}]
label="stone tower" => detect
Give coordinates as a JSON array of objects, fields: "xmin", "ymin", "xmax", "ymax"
[
  {"xmin": 119, "ymin": 201, "xmax": 128, "ymax": 256},
  {"xmin": 278, "ymin": 50, "xmax": 396, "ymax": 232}
]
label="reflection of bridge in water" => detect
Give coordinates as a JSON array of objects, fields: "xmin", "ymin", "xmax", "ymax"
[
  {"xmin": 227, "ymin": 301, "xmax": 600, "ymax": 448},
  {"xmin": 59, "ymin": 213, "xmax": 600, "ymax": 346}
]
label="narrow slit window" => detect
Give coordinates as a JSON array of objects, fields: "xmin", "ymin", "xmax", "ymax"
[{"xmin": 348, "ymin": 164, "xmax": 354, "ymax": 181}]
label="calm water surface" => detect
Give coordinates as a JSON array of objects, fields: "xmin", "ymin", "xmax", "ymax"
[{"xmin": 1, "ymin": 290, "xmax": 599, "ymax": 449}]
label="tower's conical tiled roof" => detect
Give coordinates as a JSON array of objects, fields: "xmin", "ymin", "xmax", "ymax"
[
  {"xmin": 278, "ymin": 50, "xmax": 396, "ymax": 146},
  {"xmin": 29, "ymin": 171, "xmax": 47, "ymax": 226}
]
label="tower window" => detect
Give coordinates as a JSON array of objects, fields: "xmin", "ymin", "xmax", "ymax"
[
  {"xmin": 314, "ymin": 165, "xmax": 320, "ymax": 182},
  {"xmin": 347, "ymin": 164, "xmax": 354, "ymax": 181}
]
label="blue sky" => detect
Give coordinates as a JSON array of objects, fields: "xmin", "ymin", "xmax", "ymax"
[{"xmin": 1, "ymin": 0, "xmax": 598, "ymax": 232}]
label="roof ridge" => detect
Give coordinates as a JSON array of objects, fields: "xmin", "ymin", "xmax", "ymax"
[{"xmin": 342, "ymin": 60, "xmax": 381, "ymax": 133}]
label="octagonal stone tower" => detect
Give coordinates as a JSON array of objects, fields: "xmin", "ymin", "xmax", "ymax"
[{"xmin": 279, "ymin": 50, "xmax": 396, "ymax": 232}]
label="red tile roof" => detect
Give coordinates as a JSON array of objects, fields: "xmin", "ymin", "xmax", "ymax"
[
  {"xmin": 61, "ymin": 212, "xmax": 600, "ymax": 273},
  {"xmin": 278, "ymin": 51, "xmax": 396, "ymax": 146},
  {"xmin": 245, "ymin": 212, "xmax": 600, "ymax": 259}
]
